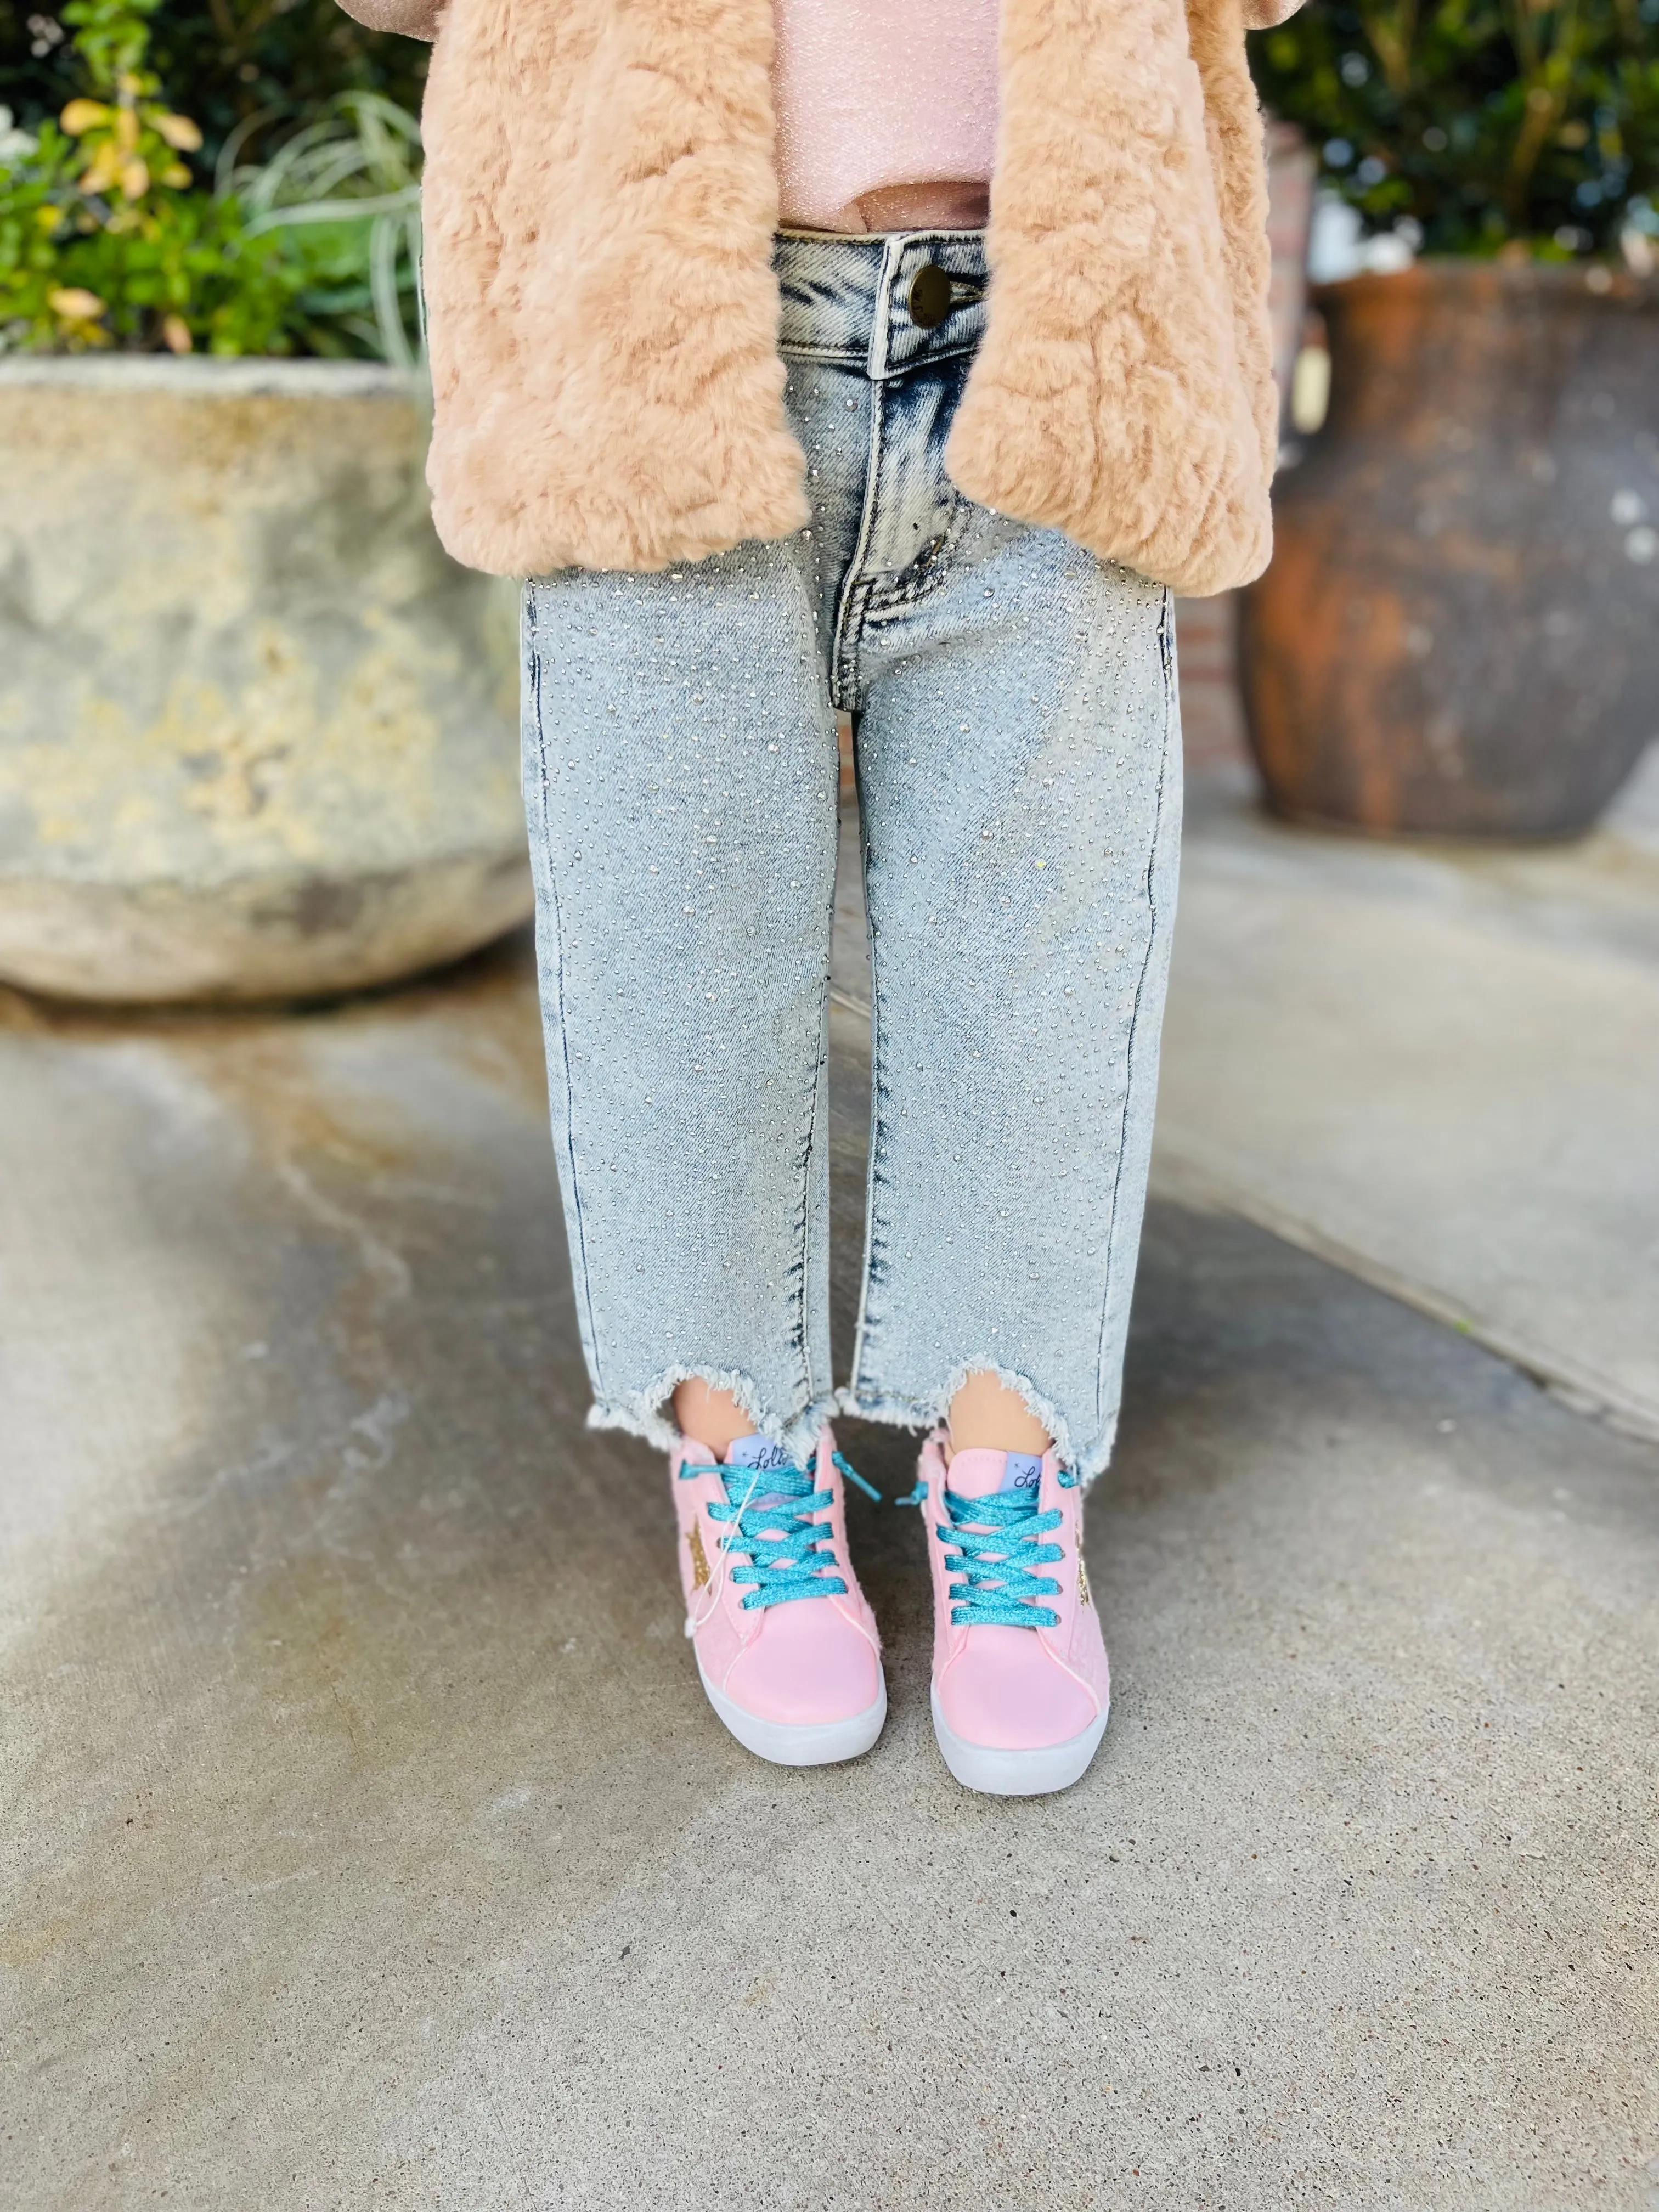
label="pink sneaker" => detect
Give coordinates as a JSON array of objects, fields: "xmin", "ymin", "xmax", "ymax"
[
  {"xmin": 913, "ymin": 1430, "xmax": 1110, "ymax": 1796},
  {"xmin": 671, "ymin": 1425, "xmax": 886, "ymax": 1767}
]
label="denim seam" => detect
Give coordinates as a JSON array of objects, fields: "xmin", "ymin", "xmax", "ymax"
[
  {"xmin": 524, "ymin": 598, "xmax": 606, "ymax": 1396},
  {"xmin": 778, "ymin": 342, "xmax": 870, "ymax": 367},
  {"xmin": 781, "ymin": 337, "xmax": 980, "ymax": 375},
  {"xmin": 846, "ymin": 732, "xmax": 889, "ymax": 1398},
  {"xmin": 1091, "ymin": 586, "xmax": 1177, "ymax": 1437},
  {"xmin": 862, "ymin": 486, "xmax": 972, "ymax": 618},
  {"xmin": 832, "ymin": 575, "xmax": 875, "ymax": 714},
  {"xmin": 829, "ymin": 252, "xmax": 897, "ymax": 712},
  {"xmin": 790, "ymin": 952, "xmax": 831, "ymax": 1418},
  {"xmin": 870, "ymin": 333, "xmax": 982, "ymax": 377},
  {"xmin": 864, "ymin": 233, "xmax": 902, "ymax": 382}
]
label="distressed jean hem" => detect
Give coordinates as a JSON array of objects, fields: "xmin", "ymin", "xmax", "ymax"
[
  {"xmin": 836, "ymin": 1363, "xmax": 1120, "ymax": 1485},
  {"xmin": 586, "ymin": 1367, "xmax": 841, "ymax": 1465}
]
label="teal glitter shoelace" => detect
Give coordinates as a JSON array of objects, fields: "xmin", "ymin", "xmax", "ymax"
[
  {"xmin": 935, "ymin": 1473, "xmax": 1079, "ymax": 1630},
  {"xmin": 678, "ymin": 1447, "xmax": 878, "ymax": 1610}
]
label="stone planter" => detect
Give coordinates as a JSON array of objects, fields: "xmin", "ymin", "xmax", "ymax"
[
  {"xmin": 1239, "ymin": 263, "xmax": 1659, "ymax": 839},
  {"xmin": 0, "ymin": 357, "xmax": 529, "ymax": 1001}
]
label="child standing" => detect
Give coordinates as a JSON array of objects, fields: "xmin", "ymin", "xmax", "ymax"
[{"xmin": 337, "ymin": 0, "xmax": 1300, "ymax": 1792}]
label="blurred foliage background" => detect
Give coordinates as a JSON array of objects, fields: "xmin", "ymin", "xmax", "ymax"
[
  {"xmin": 1250, "ymin": 0, "xmax": 1659, "ymax": 257},
  {"xmin": 4, "ymin": 0, "xmax": 1657, "ymax": 359},
  {"xmin": 1, "ymin": 0, "xmax": 425, "ymax": 159},
  {"xmin": 1, "ymin": 0, "xmax": 425, "ymax": 354}
]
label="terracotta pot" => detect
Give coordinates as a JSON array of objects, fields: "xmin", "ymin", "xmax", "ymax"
[{"xmin": 1239, "ymin": 262, "xmax": 1659, "ymax": 839}]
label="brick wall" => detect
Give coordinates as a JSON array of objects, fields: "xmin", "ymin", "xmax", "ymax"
[
  {"xmin": 1265, "ymin": 121, "xmax": 1316, "ymax": 405},
  {"xmin": 1178, "ymin": 121, "xmax": 1314, "ymax": 786},
  {"xmin": 1175, "ymin": 595, "xmax": 1249, "ymax": 775}
]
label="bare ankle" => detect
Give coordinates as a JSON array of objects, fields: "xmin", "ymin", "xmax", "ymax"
[
  {"xmin": 673, "ymin": 1378, "xmax": 756, "ymax": 1459},
  {"xmin": 946, "ymin": 1369, "xmax": 1052, "ymax": 1458}
]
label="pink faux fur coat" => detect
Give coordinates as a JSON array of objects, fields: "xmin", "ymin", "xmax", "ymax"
[{"xmin": 337, "ymin": 0, "xmax": 1301, "ymax": 594}]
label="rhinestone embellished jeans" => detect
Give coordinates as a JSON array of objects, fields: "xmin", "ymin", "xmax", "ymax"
[{"xmin": 521, "ymin": 229, "xmax": 1181, "ymax": 1479}]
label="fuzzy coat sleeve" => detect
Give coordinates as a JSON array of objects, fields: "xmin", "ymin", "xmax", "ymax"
[{"xmin": 332, "ymin": 0, "xmax": 443, "ymax": 40}]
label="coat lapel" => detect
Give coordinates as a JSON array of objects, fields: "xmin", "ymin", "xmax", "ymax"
[
  {"xmin": 417, "ymin": 0, "xmax": 1277, "ymax": 592},
  {"xmin": 949, "ymin": 0, "xmax": 1275, "ymax": 591},
  {"xmin": 422, "ymin": 0, "xmax": 807, "ymax": 573}
]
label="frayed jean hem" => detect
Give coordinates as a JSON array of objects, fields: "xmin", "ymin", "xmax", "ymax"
[
  {"xmin": 586, "ymin": 1367, "xmax": 840, "ymax": 1466},
  {"xmin": 836, "ymin": 1362, "xmax": 1119, "ymax": 1486}
]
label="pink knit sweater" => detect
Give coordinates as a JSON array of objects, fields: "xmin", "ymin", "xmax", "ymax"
[{"xmin": 771, "ymin": 0, "xmax": 1000, "ymax": 233}]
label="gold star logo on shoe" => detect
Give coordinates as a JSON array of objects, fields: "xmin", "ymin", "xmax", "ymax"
[{"xmin": 687, "ymin": 1517, "xmax": 712, "ymax": 1590}]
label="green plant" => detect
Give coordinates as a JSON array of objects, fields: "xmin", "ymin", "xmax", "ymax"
[
  {"xmin": 0, "ymin": 0, "xmax": 306, "ymax": 349},
  {"xmin": 0, "ymin": 0, "xmax": 425, "ymax": 356},
  {"xmin": 1250, "ymin": 0, "xmax": 1659, "ymax": 259},
  {"xmin": 1, "ymin": 2, "xmax": 427, "ymax": 166},
  {"xmin": 224, "ymin": 90, "xmax": 422, "ymax": 362}
]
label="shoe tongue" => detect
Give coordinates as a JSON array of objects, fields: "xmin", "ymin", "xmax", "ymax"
[
  {"xmin": 946, "ymin": 1448, "xmax": 1044, "ymax": 1502},
  {"xmin": 724, "ymin": 1433, "xmax": 793, "ymax": 1475},
  {"xmin": 723, "ymin": 1432, "xmax": 798, "ymax": 1517}
]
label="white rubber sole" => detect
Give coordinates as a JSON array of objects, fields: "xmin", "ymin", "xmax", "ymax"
[
  {"xmin": 930, "ymin": 1685, "xmax": 1110, "ymax": 1797},
  {"xmin": 697, "ymin": 1661, "xmax": 888, "ymax": 1767}
]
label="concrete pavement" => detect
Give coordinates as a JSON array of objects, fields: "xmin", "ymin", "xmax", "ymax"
[
  {"xmin": 3, "ymin": 902, "xmax": 1657, "ymax": 2208},
  {"xmin": 1154, "ymin": 755, "xmax": 1659, "ymax": 1443}
]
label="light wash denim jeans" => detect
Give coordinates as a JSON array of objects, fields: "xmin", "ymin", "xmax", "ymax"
[{"xmin": 521, "ymin": 230, "xmax": 1181, "ymax": 1479}]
